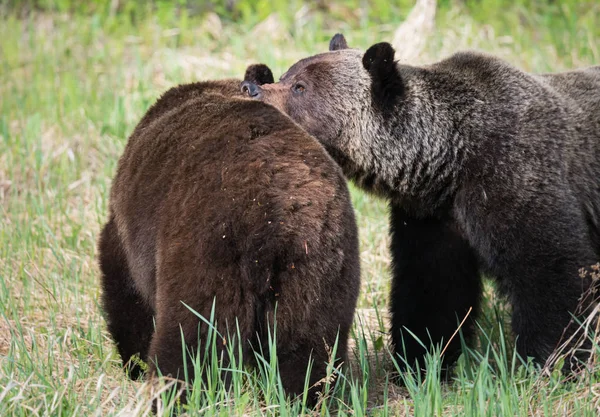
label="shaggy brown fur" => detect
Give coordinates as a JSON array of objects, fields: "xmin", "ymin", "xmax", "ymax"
[{"xmin": 98, "ymin": 79, "xmax": 360, "ymax": 405}]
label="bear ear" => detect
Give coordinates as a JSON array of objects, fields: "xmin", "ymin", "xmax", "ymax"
[
  {"xmin": 362, "ymin": 42, "xmax": 396, "ymax": 73},
  {"xmin": 244, "ymin": 64, "xmax": 274, "ymax": 85},
  {"xmin": 329, "ymin": 33, "xmax": 349, "ymax": 51},
  {"xmin": 362, "ymin": 42, "xmax": 404, "ymax": 109}
]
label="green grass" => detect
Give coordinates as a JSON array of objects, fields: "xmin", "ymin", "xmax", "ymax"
[{"xmin": 1, "ymin": 0, "xmax": 600, "ymax": 415}]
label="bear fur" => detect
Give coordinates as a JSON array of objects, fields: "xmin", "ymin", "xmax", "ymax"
[
  {"xmin": 98, "ymin": 77, "xmax": 360, "ymax": 403},
  {"xmin": 242, "ymin": 34, "xmax": 600, "ymax": 374}
]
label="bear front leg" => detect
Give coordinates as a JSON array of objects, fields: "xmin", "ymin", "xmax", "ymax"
[
  {"xmin": 99, "ymin": 216, "xmax": 155, "ymax": 380},
  {"xmin": 389, "ymin": 204, "xmax": 482, "ymax": 377}
]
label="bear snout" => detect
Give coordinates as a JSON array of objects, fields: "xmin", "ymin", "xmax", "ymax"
[{"xmin": 241, "ymin": 81, "xmax": 262, "ymax": 99}]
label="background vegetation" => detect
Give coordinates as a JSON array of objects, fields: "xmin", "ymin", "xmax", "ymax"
[{"xmin": 1, "ymin": 0, "xmax": 599, "ymax": 415}]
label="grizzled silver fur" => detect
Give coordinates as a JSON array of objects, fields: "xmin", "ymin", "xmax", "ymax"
[{"xmin": 243, "ymin": 34, "xmax": 600, "ymax": 374}]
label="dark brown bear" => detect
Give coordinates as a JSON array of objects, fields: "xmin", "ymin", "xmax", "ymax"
[
  {"xmin": 97, "ymin": 75, "xmax": 360, "ymax": 404},
  {"xmin": 242, "ymin": 35, "xmax": 600, "ymax": 376}
]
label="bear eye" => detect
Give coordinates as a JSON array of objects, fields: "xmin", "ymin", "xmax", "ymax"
[{"xmin": 292, "ymin": 82, "xmax": 306, "ymax": 95}]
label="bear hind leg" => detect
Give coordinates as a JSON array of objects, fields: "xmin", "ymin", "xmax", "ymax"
[
  {"xmin": 99, "ymin": 216, "xmax": 155, "ymax": 380},
  {"xmin": 462, "ymin": 197, "xmax": 598, "ymax": 371}
]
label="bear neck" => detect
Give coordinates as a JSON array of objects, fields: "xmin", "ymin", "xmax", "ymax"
[{"xmin": 348, "ymin": 70, "xmax": 481, "ymax": 215}]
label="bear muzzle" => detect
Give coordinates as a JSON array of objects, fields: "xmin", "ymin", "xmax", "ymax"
[{"xmin": 241, "ymin": 81, "xmax": 262, "ymax": 99}]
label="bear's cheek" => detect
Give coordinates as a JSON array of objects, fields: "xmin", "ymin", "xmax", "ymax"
[
  {"xmin": 279, "ymin": 100, "xmax": 304, "ymax": 123},
  {"xmin": 305, "ymin": 109, "xmax": 341, "ymax": 145},
  {"xmin": 294, "ymin": 112, "xmax": 338, "ymax": 146}
]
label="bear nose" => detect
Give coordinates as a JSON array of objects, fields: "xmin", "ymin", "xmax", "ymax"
[{"xmin": 241, "ymin": 81, "xmax": 262, "ymax": 99}]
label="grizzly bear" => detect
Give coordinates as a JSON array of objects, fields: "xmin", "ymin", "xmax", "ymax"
[
  {"xmin": 97, "ymin": 75, "xmax": 360, "ymax": 404},
  {"xmin": 241, "ymin": 34, "xmax": 600, "ymax": 374}
]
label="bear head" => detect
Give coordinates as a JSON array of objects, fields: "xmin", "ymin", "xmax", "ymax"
[
  {"xmin": 241, "ymin": 34, "xmax": 473, "ymax": 214},
  {"xmin": 241, "ymin": 35, "xmax": 405, "ymax": 182}
]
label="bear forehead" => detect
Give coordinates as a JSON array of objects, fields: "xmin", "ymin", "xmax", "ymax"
[{"xmin": 280, "ymin": 49, "xmax": 362, "ymax": 82}]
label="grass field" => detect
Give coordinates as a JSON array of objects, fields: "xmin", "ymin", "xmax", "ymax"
[{"xmin": 1, "ymin": 0, "xmax": 600, "ymax": 415}]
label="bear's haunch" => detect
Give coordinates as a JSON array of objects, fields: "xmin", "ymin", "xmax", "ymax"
[{"xmin": 98, "ymin": 79, "xmax": 360, "ymax": 406}]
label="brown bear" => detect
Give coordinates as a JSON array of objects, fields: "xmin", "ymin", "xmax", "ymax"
[
  {"xmin": 97, "ymin": 75, "xmax": 360, "ymax": 405},
  {"xmin": 241, "ymin": 34, "xmax": 600, "ymax": 376}
]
